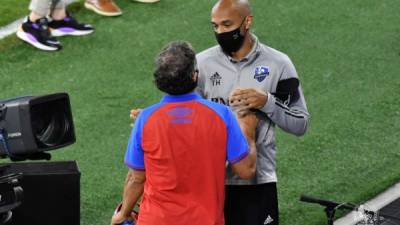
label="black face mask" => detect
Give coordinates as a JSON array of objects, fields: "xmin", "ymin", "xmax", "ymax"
[{"xmin": 215, "ymin": 18, "xmax": 248, "ymax": 56}]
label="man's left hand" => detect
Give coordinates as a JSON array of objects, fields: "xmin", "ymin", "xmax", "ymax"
[
  {"xmin": 130, "ymin": 108, "xmax": 143, "ymax": 121},
  {"xmin": 229, "ymin": 88, "xmax": 268, "ymax": 110}
]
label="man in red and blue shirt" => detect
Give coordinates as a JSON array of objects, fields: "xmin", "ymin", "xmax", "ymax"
[{"xmin": 111, "ymin": 41, "xmax": 258, "ymax": 225}]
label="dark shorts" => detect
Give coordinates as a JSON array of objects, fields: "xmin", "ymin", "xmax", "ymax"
[{"xmin": 225, "ymin": 183, "xmax": 279, "ymax": 225}]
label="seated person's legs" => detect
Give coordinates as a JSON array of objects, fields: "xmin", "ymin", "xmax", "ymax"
[
  {"xmin": 85, "ymin": 0, "xmax": 122, "ymax": 17},
  {"xmin": 17, "ymin": 0, "xmax": 94, "ymax": 51},
  {"xmin": 17, "ymin": 0, "xmax": 62, "ymax": 51},
  {"xmin": 48, "ymin": 0, "xmax": 94, "ymax": 37}
]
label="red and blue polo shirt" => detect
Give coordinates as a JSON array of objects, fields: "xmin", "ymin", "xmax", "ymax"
[{"xmin": 124, "ymin": 92, "xmax": 249, "ymax": 225}]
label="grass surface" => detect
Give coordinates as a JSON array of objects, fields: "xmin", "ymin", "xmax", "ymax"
[
  {"xmin": 1, "ymin": 0, "xmax": 400, "ymax": 225},
  {"xmin": 0, "ymin": 0, "xmax": 30, "ymax": 26}
]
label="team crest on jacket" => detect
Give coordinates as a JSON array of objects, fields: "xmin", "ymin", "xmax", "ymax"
[{"xmin": 254, "ymin": 66, "xmax": 269, "ymax": 82}]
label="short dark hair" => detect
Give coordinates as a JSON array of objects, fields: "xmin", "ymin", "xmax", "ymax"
[{"xmin": 153, "ymin": 41, "xmax": 197, "ymax": 95}]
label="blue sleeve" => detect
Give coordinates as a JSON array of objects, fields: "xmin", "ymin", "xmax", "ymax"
[
  {"xmin": 124, "ymin": 115, "xmax": 145, "ymax": 171},
  {"xmin": 225, "ymin": 108, "xmax": 250, "ymax": 164}
]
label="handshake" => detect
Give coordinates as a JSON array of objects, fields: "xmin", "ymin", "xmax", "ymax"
[
  {"xmin": 230, "ymin": 87, "xmax": 268, "ymax": 142},
  {"xmin": 130, "ymin": 88, "xmax": 268, "ymax": 142}
]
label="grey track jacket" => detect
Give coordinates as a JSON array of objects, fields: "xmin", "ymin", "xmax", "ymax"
[{"xmin": 196, "ymin": 35, "xmax": 310, "ymax": 185}]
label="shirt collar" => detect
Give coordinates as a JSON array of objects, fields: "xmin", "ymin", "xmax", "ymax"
[{"xmin": 161, "ymin": 92, "xmax": 202, "ymax": 103}]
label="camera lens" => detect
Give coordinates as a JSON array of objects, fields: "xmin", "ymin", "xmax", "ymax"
[
  {"xmin": 30, "ymin": 98, "xmax": 73, "ymax": 149},
  {"xmin": 34, "ymin": 111, "xmax": 70, "ymax": 147}
]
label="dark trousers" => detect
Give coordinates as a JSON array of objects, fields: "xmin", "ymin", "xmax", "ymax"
[{"xmin": 225, "ymin": 183, "xmax": 279, "ymax": 225}]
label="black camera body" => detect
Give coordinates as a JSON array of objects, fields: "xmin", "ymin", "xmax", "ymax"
[
  {"xmin": 0, "ymin": 93, "xmax": 75, "ymax": 160},
  {"xmin": 0, "ymin": 93, "xmax": 78, "ymax": 224}
]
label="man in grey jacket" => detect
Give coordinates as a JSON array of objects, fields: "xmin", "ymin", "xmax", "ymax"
[{"xmin": 196, "ymin": 0, "xmax": 310, "ymax": 224}]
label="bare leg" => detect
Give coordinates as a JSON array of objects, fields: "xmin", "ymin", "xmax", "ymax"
[
  {"xmin": 29, "ymin": 11, "xmax": 45, "ymax": 22},
  {"xmin": 51, "ymin": 8, "xmax": 67, "ymax": 20},
  {"xmin": 50, "ymin": 0, "xmax": 70, "ymax": 20},
  {"xmin": 28, "ymin": 0, "xmax": 51, "ymax": 21}
]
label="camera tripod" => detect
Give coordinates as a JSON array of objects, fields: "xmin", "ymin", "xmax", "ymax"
[{"xmin": 0, "ymin": 168, "xmax": 23, "ymax": 225}]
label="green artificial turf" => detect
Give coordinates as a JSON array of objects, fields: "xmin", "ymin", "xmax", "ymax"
[
  {"xmin": 0, "ymin": 0, "xmax": 400, "ymax": 224},
  {"xmin": 0, "ymin": 0, "xmax": 30, "ymax": 27}
]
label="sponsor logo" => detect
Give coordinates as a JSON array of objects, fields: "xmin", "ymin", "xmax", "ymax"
[
  {"xmin": 210, "ymin": 97, "xmax": 228, "ymax": 105},
  {"xmin": 166, "ymin": 106, "xmax": 193, "ymax": 124},
  {"xmin": 264, "ymin": 215, "xmax": 274, "ymax": 224},
  {"xmin": 210, "ymin": 72, "xmax": 222, "ymax": 86},
  {"xmin": 7, "ymin": 132, "xmax": 22, "ymax": 139}
]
